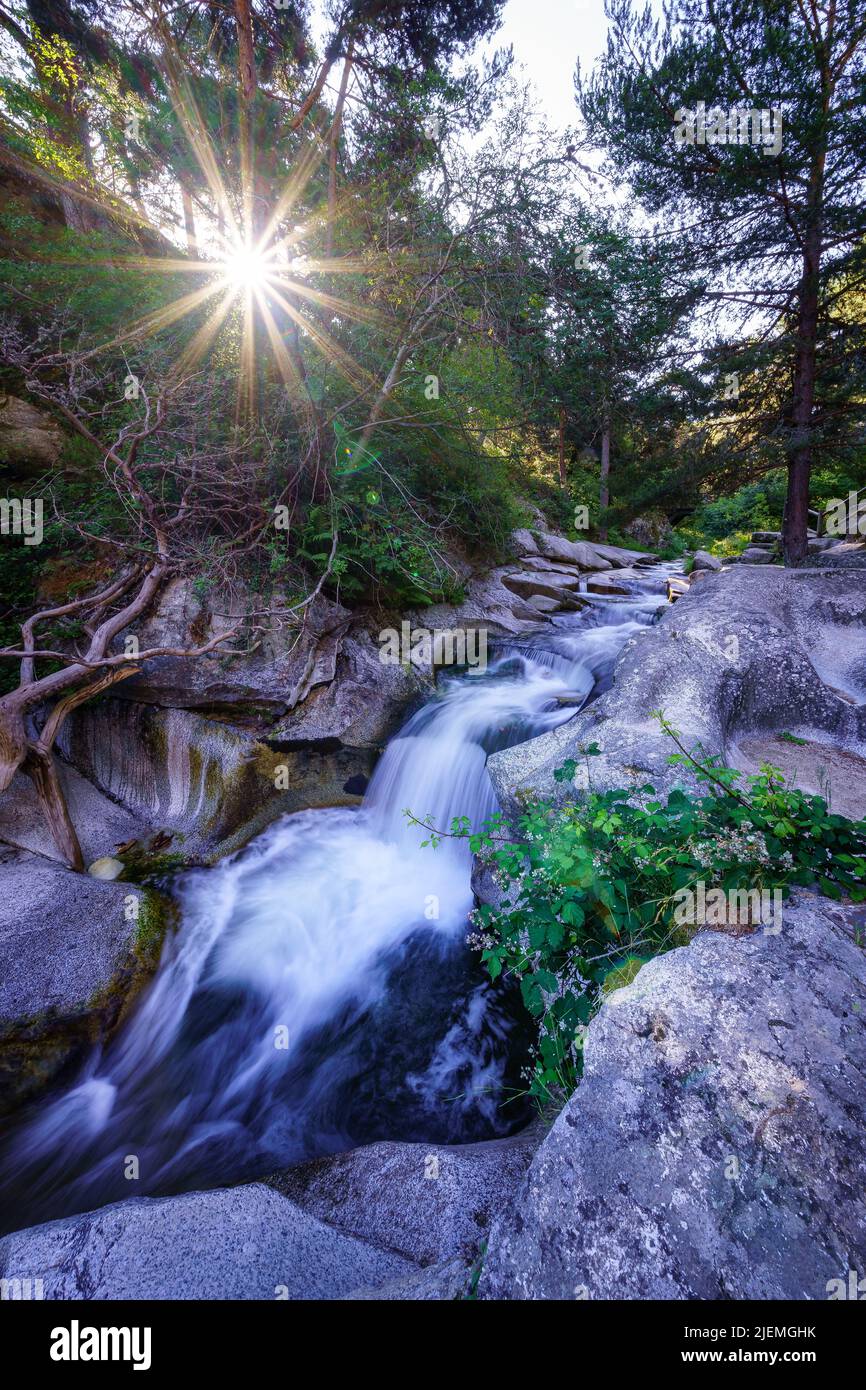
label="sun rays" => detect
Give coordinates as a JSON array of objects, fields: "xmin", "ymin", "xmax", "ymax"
[{"xmin": 11, "ymin": 20, "xmax": 402, "ymax": 425}]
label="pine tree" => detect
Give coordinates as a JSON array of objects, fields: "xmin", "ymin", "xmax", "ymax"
[{"xmin": 577, "ymin": 0, "xmax": 866, "ymax": 563}]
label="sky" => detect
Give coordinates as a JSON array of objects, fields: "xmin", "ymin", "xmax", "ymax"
[{"xmin": 481, "ymin": 0, "xmax": 614, "ymax": 133}]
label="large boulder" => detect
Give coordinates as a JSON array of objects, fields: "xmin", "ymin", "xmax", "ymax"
[
  {"xmin": 519, "ymin": 556, "xmax": 590, "ymax": 577},
  {"xmin": 480, "ymin": 892, "xmax": 866, "ymax": 1300},
  {"xmin": 623, "ymin": 511, "xmax": 673, "ymax": 551},
  {"xmin": 112, "ymin": 581, "xmax": 356, "ymax": 720},
  {"xmin": 510, "ymin": 528, "xmax": 539, "ymax": 556},
  {"xmin": 586, "ymin": 576, "xmax": 631, "ymax": 595},
  {"xmin": 0, "ymin": 1183, "xmax": 417, "ymax": 1300},
  {"xmin": 486, "ymin": 565, "xmax": 866, "ymax": 821},
  {"xmin": 691, "ymin": 549, "xmax": 722, "ymax": 572},
  {"xmin": 0, "ymin": 847, "xmax": 168, "ymax": 1115},
  {"xmin": 812, "ymin": 541, "xmax": 866, "ymax": 569},
  {"xmin": 587, "ymin": 541, "xmax": 656, "ymax": 567}
]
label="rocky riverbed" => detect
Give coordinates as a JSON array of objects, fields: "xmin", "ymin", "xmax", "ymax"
[{"xmin": 1, "ymin": 537, "xmax": 864, "ymax": 1300}]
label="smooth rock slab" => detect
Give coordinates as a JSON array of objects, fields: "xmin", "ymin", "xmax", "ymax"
[
  {"xmin": 502, "ymin": 571, "xmax": 583, "ymax": 601},
  {"xmin": 269, "ymin": 1127, "xmax": 543, "ymax": 1267},
  {"xmin": 534, "ymin": 534, "xmax": 612, "ymax": 570},
  {"xmin": 0, "ymin": 1184, "xmax": 417, "ymax": 1300},
  {"xmin": 480, "ymin": 892, "xmax": 866, "ymax": 1300}
]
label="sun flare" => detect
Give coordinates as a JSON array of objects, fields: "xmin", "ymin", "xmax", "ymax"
[{"xmin": 222, "ymin": 245, "xmax": 271, "ymax": 292}]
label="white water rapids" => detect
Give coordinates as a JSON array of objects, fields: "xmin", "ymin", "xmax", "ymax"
[{"xmin": 0, "ymin": 566, "xmax": 674, "ymax": 1229}]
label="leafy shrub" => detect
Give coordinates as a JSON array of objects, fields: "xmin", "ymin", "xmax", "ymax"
[{"xmin": 414, "ymin": 717, "xmax": 866, "ymax": 1106}]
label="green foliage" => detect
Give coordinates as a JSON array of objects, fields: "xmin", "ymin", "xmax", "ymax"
[
  {"xmin": 0, "ymin": 206, "xmax": 177, "ymax": 345},
  {"xmin": 294, "ymin": 490, "xmax": 459, "ymax": 608},
  {"xmin": 423, "ymin": 719, "xmax": 866, "ymax": 1106},
  {"xmin": 679, "ymin": 476, "xmax": 786, "ymax": 544}
]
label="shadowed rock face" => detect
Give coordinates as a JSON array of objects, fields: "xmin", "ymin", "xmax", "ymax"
[
  {"xmin": 52, "ymin": 588, "xmax": 433, "ymax": 861},
  {"xmin": 479, "ymin": 891, "xmax": 866, "ymax": 1301},
  {"xmin": 49, "ymin": 535, "xmax": 651, "ymax": 860},
  {"xmin": 0, "ymin": 847, "xmax": 167, "ymax": 1115},
  {"xmin": 486, "ymin": 565, "xmax": 866, "ymax": 821},
  {"xmin": 57, "ymin": 693, "xmax": 384, "ymax": 863}
]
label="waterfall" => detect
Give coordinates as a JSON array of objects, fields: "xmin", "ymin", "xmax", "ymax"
[{"xmin": 0, "ymin": 565, "xmax": 674, "ymax": 1232}]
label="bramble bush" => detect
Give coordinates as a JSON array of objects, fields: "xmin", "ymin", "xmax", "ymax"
[{"xmin": 412, "ymin": 714, "xmax": 866, "ymax": 1105}]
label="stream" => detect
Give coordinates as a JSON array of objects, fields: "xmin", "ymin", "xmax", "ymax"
[{"xmin": 0, "ymin": 563, "xmax": 675, "ymax": 1233}]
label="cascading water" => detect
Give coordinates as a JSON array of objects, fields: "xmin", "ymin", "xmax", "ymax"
[{"xmin": 0, "ymin": 564, "xmax": 675, "ymax": 1233}]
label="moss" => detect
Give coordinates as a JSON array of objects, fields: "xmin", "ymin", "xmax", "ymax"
[
  {"xmin": 600, "ymin": 955, "xmax": 650, "ymax": 995},
  {"xmin": 116, "ymin": 842, "xmax": 188, "ymax": 882},
  {"xmin": 132, "ymin": 887, "xmax": 176, "ymax": 971}
]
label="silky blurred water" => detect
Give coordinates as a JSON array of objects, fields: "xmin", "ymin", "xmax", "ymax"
[{"xmin": 0, "ymin": 564, "xmax": 673, "ymax": 1232}]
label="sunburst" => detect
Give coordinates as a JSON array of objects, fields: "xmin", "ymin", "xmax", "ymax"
[{"xmin": 18, "ymin": 22, "xmax": 404, "ymax": 428}]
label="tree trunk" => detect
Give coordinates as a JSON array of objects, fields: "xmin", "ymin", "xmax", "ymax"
[
  {"xmin": 24, "ymin": 747, "xmax": 84, "ymax": 872},
  {"xmin": 0, "ymin": 701, "xmax": 28, "ymax": 793},
  {"xmin": 598, "ymin": 419, "xmax": 610, "ymax": 541},
  {"xmin": 234, "ymin": 0, "xmax": 258, "ymax": 242},
  {"xmin": 326, "ymin": 41, "xmax": 354, "ymax": 259},
  {"xmin": 557, "ymin": 404, "xmax": 567, "ymax": 489},
  {"xmin": 233, "ymin": 0, "xmax": 260, "ymax": 424},
  {"xmin": 234, "ymin": 0, "xmax": 257, "ymax": 109},
  {"xmin": 180, "ymin": 179, "xmax": 198, "ymax": 257},
  {"xmin": 783, "ymin": 201, "xmax": 823, "ymax": 565}
]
